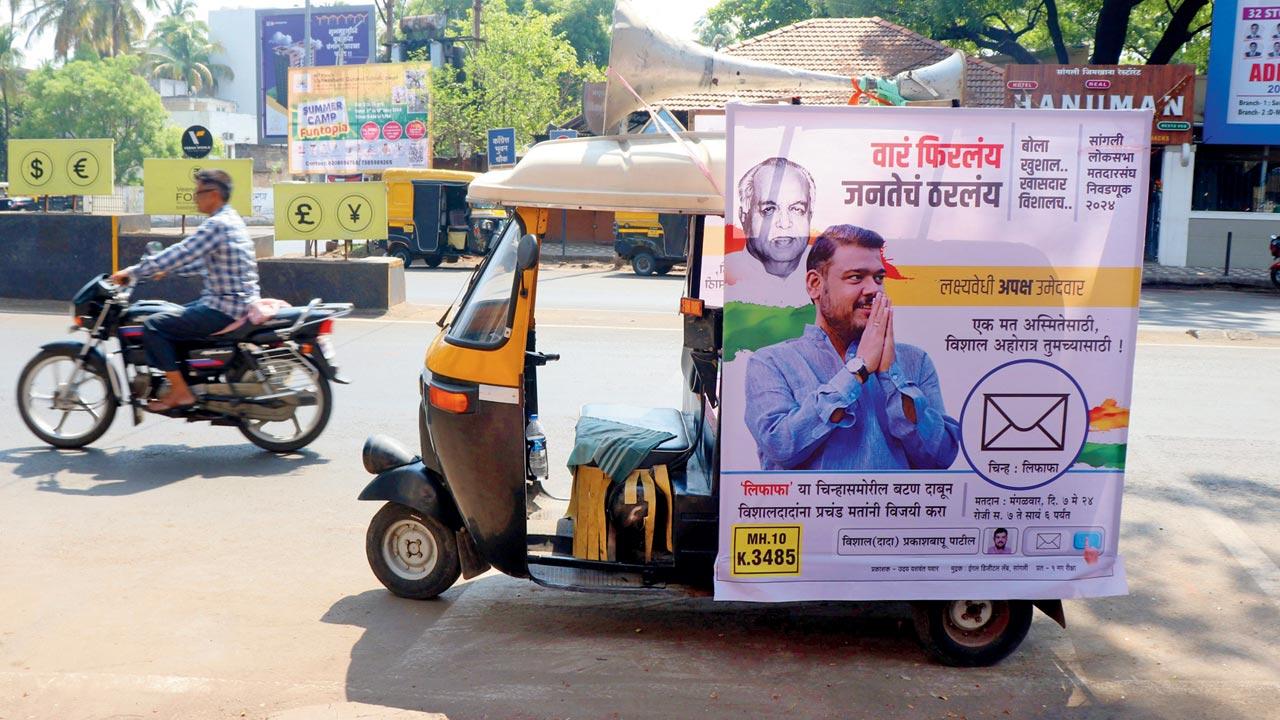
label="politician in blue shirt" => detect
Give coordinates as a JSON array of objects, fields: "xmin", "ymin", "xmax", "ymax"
[{"xmin": 744, "ymin": 224, "xmax": 960, "ymax": 470}]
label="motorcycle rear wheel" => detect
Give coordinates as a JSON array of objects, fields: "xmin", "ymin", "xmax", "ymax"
[
  {"xmin": 17, "ymin": 347, "xmax": 117, "ymax": 449},
  {"xmin": 237, "ymin": 359, "xmax": 333, "ymax": 453}
]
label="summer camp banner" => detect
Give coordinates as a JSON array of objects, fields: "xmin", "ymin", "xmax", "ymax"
[
  {"xmin": 287, "ymin": 63, "xmax": 430, "ymax": 174},
  {"xmin": 715, "ymin": 105, "xmax": 1149, "ymax": 602}
]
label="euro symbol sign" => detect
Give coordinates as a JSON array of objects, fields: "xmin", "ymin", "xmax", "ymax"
[
  {"xmin": 29, "ymin": 158, "xmax": 45, "ymax": 180},
  {"xmin": 346, "ymin": 202, "xmax": 362, "ymax": 222},
  {"xmin": 72, "ymin": 158, "xmax": 90, "ymax": 179},
  {"xmin": 295, "ymin": 202, "xmax": 316, "ymax": 226}
]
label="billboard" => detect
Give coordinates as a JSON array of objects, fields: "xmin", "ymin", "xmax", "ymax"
[
  {"xmin": 287, "ymin": 63, "xmax": 430, "ymax": 174},
  {"xmin": 1203, "ymin": 0, "xmax": 1280, "ymax": 143},
  {"xmin": 272, "ymin": 181, "xmax": 387, "ymax": 241},
  {"xmin": 1006, "ymin": 64, "xmax": 1195, "ymax": 145},
  {"xmin": 7, "ymin": 139, "xmax": 114, "ymax": 196},
  {"xmin": 143, "ymin": 159, "xmax": 253, "ymax": 215},
  {"xmin": 258, "ymin": 6, "xmax": 375, "ymax": 143},
  {"xmin": 717, "ymin": 105, "xmax": 1148, "ymax": 602}
]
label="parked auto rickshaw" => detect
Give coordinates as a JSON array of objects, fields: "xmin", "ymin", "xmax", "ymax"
[
  {"xmin": 382, "ymin": 168, "xmax": 496, "ymax": 267},
  {"xmin": 613, "ymin": 211, "xmax": 689, "ymax": 276},
  {"xmin": 356, "ymin": 132, "xmax": 1065, "ymax": 666}
]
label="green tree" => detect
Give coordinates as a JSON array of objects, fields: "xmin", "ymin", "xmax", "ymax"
[
  {"xmin": 0, "ymin": 24, "xmax": 23, "ymax": 181},
  {"xmin": 146, "ymin": 14, "xmax": 233, "ymax": 95},
  {"xmin": 548, "ymin": 0, "xmax": 611, "ymax": 65},
  {"xmin": 702, "ymin": 0, "xmax": 816, "ymax": 43},
  {"xmin": 694, "ymin": 13, "xmax": 740, "ymax": 49},
  {"xmin": 14, "ymin": 55, "xmax": 180, "ymax": 182},
  {"xmin": 24, "ymin": 0, "xmax": 157, "ymax": 59},
  {"xmin": 426, "ymin": 3, "xmax": 602, "ymax": 159}
]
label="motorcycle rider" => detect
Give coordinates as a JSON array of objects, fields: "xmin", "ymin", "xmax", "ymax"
[{"xmin": 109, "ymin": 169, "xmax": 260, "ymax": 412}]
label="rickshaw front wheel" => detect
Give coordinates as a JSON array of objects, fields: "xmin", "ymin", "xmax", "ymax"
[
  {"xmin": 911, "ymin": 599, "xmax": 1033, "ymax": 667},
  {"xmin": 366, "ymin": 502, "xmax": 461, "ymax": 600}
]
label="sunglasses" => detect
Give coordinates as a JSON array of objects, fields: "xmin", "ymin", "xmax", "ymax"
[{"xmin": 194, "ymin": 188, "xmax": 218, "ymax": 196}]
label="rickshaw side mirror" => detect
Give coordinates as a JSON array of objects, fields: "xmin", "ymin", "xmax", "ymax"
[{"xmin": 517, "ymin": 234, "xmax": 540, "ymax": 271}]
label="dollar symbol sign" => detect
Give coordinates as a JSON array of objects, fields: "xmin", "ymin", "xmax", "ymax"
[{"xmin": 29, "ymin": 158, "xmax": 44, "ymax": 180}]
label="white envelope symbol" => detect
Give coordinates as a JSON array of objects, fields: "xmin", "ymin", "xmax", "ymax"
[
  {"xmin": 1035, "ymin": 532, "xmax": 1062, "ymax": 550},
  {"xmin": 981, "ymin": 393, "xmax": 1068, "ymax": 452}
]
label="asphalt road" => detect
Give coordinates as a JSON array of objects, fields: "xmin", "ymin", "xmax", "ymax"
[{"xmin": 0, "ymin": 287, "xmax": 1278, "ymax": 719}]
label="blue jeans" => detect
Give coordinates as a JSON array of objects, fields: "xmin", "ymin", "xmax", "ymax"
[{"xmin": 142, "ymin": 302, "xmax": 235, "ymax": 372}]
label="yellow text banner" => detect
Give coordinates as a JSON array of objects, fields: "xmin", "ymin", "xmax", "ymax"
[
  {"xmin": 143, "ymin": 159, "xmax": 253, "ymax": 215},
  {"xmin": 272, "ymin": 182, "xmax": 387, "ymax": 241},
  {"xmin": 7, "ymin": 139, "xmax": 115, "ymax": 196},
  {"xmin": 886, "ymin": 266, "xmax": 1141, "ymax": 308}
]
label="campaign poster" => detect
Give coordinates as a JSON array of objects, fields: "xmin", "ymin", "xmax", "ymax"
[
  {"xmin": 259, "ymin": 7, "xmax": 375, "ymax": 142},
  {"xmin": 716, "ymin": 105, "xmax": 1149, "ymax": 602},
  {"xmin": 1204, "ymin": 0, "xmax": 1280, "ymax": 143},
  {"xmin": 287, "ymin": 63, "xmax": 430, "ymax": 174}
]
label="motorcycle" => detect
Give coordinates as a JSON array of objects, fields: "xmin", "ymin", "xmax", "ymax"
[
  {"xmin": 1270, "ymin": 234, "xmax": 1279, "ymax": 289},
  {"xmin": 17, "ymin": 248, "xmax": 353, "ymax": 452}
]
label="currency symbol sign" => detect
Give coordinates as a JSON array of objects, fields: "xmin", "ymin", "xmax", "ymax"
[
  {"xmin": 73, "ymin": 158, "xmax": 90, "ymax": 179},
  {"xmin": 347, "ymin": 202, "xmax": 362, "ymax": 222},
  {"xmin": 295, "ymin": 202, "xmax": 315, "ymax": 226},
  {"xmin": 29, "ymin": 158, "xmax": 44, "ymax": 180}
]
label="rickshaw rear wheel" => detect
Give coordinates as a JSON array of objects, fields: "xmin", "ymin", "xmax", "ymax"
[
  {"xmin": 423, "ymin": 253, "xmax": 443, "ymax": 268},
  {"xmin": 911, "ymin": 599, "xmax": 1032, "ymax": 667},
  {"xmin": 391, "ymin": 247, "xmax": 414, "ymax": 268},
  {"xmin": 655, "ymin": 262, "xmax": 674, "ymax": 275},
  {"xmin": 631, "ymin": 251, "xmax": 656, "ymax": 276},
  {"xmin": 366, "ymin": 502, "xmax": 461, "ymax": 600}
]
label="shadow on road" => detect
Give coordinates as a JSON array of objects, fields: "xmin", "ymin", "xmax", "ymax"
[{"xmin": 0, "ymin": 443, "xmax": 327, "ymax": 495}]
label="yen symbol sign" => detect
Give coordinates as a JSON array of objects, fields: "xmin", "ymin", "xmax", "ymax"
[
  {"xmin": 337, "ymin": 193, "xmax": 373, "ymax": 234},
  {"xmin": 22, "ymin": 150, "xmax": 53, "ymax": 187},
  {"xmin": 286, "ymin": 195, "xmax": 323, "ymax": 234},
  {"xmin": 66, "ymin": 151, "xmax": 99, "ymax": 187}
]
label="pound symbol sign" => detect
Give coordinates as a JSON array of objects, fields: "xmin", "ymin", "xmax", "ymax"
[
  {"xmin": 29, "ymin": 158, "xmax": 44, "ymax": 179},
  {"xmin": 294, "ymin": 202, "xmax": 316, "ymax": 226},
  {"xmin": 72, "ymin": 158, "xmax": 90, "ymax": 179},
  {"xmin": 346, "ymin": 202, "xmax": 362, "ymax": 223}
]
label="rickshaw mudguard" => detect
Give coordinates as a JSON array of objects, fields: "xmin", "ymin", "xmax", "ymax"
[
  {"xmin": 358, "ymin": 462, "xmax": 462, "ymax": 530},
  {"xmin": 1033, "ymin": 599, "xmax": 1066, "ymax": 628}
]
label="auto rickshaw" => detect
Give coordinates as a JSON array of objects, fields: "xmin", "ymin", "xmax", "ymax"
[
  {"xmin": 356, "ymin": 132, "xmax": 1064, "ymax": 667},
  {"xmin": 613, "ymin": 211, "xmax": 689, "ymax": 276},
  {"xmin": 381, "ymin": 168, "xmax": 498, "ymax": 267}
]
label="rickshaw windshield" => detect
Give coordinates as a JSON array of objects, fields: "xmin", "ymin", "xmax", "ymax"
[{"xmin": 444, "ymin": 217, "xmax": 522, "ymax": 348}]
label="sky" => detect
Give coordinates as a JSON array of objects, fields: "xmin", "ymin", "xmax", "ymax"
[{"xmin": 14, "ymin": 0, "xmax": 719, "ymax": 68}]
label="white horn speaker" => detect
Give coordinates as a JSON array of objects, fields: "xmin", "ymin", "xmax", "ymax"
[
  {"xmin": 596, "ymin": 0, "xmax": 855, "ymax": 134},
  {"xmin": 856, "ymin": 51, "xmax": 967, "ymax": 105}
]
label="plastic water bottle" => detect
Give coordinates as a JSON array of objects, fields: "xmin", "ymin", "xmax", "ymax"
[{"xmin": 526, "ymin": 414, "xmax": 548, "ymax": 479}]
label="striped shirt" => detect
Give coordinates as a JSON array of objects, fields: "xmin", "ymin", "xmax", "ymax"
[{"xmin": 132, "ymin": 206, "xmax": 260, "ymax": 318}]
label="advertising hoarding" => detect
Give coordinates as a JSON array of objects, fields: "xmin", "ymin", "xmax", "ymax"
[
  {"xmin": 1005, "ymin": 64, "xmax": 1195, "ymax": 145},
  {"xmin": 258, "ymin": 6, "xmax": 375, "ymax": 143},
  {"xmin": 717, "ymin": 105, "xmax": 1148, "ymax": 602},
  {"xmin": 143, "ymin": 159, "xmax": 253, "ymax": 215},
  {"xmin": 287, "ymin": 63, "xmax": 430, "ymax": 174},
  {"xmin": 1203, "ymin": 0, "xmax": 1280, "ymax": 143},
  {"xmin": 7, "ymin": 139, "xmax": 114, "ymax": 196},
  {"xmin": 272, "ymin": 182, "xmax": 387, "ymax": 241}
]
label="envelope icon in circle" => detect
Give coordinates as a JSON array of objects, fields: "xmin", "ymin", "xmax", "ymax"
[
  {"xmin": 980, "ymin": 393, "xmax": 1069, "ymax": 452},
  {"xmin": 1035, "ymin": 532, "xmax": 1062, "ymax": 550}
]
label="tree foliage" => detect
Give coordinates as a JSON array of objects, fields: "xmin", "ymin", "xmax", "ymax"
[
  {"xmin": 146, "ymin": 14, "xmax": 232, "ymax": 95},
  {"xmin": 426, "ymin": 3, "xmax": 602, "ymax": 160},
  {"xmin": 14, "ymin": 55, "xmax": 180, "ymax": 182},
  {"xmin": 701, "ymin": 0, "xmax": 1214, "ymax": 70},
  {"xmin": 0, "ymin": 24, "xmax": 22, "ymax": 181},
  {"xmin": 23, "ymin": 0, "xmax": 157, "ymax": 60}
]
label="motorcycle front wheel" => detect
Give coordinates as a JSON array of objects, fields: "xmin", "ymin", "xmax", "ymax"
[
  {"xmin": 237, "ymin": 358, "xmax": 333, "ymax": 453},
  {"xmin": 17, "ymin": 347, "xmax": 118, "ymax": 449}
]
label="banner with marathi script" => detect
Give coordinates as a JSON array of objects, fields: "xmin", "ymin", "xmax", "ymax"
[{"xmin": 716, "ymin": 105, "xmax": 1149, "ymax": 602}]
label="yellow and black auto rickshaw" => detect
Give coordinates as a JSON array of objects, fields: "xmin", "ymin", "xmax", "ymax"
[
  {"xmin": 613, "ymin": 211, "xmax": 689, "ymax": 276},
  {"xmin": 381, "ymin": 168, "xmax": 504, "ymax": 268},
  {"xmin": 355, "ymin": 132, "xmax": 1063, "ymax": 667}
]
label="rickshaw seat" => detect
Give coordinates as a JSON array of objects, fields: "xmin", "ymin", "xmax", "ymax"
[{"xmin": 579, "ymin": 404, "xmax": 691, "ymax": 470}]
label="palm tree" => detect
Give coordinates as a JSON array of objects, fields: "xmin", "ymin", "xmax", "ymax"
[
  {"xmin": 0, "ymin": 24, "xmax": 23, "ymax": 179},
  {"xmin": 146, "ymin": 15, "xmax": 232, "ymax": 96},
  {"xmin": 96, "ymin": 0, "xmax": 158, "ymax": 57},
  {"xmin": 161, "ymin": 0, "xmax": 195, "ymax": 21},
  {"xmin": 24, "ymin": 0, "xmax": 96, "ymax": 60}
]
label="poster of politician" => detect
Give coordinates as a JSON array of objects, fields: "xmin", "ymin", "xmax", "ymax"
[{"xmin": 717, "ymin": 104, "xmax": 1150, "ymax": 603}]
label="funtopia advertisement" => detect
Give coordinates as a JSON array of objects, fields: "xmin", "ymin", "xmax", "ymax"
[
  {"xmin": 286, "ymin": 63, "xmax": 430, "ymax": 174},
  {"xmin": 715, "ymin": 105, "xmax": 1149, "ymax": 602},
  {"xmin": 259, "ymin": 7, "xmax": 375, "ymax": 142}
]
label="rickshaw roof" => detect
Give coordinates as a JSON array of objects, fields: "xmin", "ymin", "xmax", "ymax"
[
  {"xmin": 383, "ymin": 168, "xmax": 479, "ymax": 184},
  {"xmin": 467, "ymin": 132, "xmax": 725, "ymax": 215}
]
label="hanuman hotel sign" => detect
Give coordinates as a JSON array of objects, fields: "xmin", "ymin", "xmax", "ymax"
[{"xmin": 1005, "ymin": 65, "xmax": 1196, "ymax": 145}]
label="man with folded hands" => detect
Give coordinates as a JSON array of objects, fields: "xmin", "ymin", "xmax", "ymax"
[{"xmin": 744, "ymin": 224, "xmax": 960, "ymax": 470}]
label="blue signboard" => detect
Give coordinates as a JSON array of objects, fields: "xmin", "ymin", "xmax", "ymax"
[
  {"xmin": 1203, "ymin": 0, "xmax": 1280, "ymax": 144},
  {"xmin": 487, "ymin": 127, "xmax": 517, "ymax": 167},
  {"xmin": 549, "ymin": 129, "xmax": 578, "ymax": 140}
]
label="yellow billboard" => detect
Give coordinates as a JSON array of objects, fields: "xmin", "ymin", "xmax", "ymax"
[
  {"xmin": 287, "ymin": 63, "xmax": 430, "ymax": 174},
  {"xmin": 143, "ymin": 159, "xmax": 253, "ymax": 215},
  {"xmin": 272, "ymin": 182, "xmax": 387, "ymax": 241},
  {"xmin": 6, "ymin": 139, "xmax": 115, "ymax": 196}
]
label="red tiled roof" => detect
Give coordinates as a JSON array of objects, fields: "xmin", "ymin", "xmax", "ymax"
[{"xmin": 659, "ymin": 17, "xmax": 1005, "ymax": 110}]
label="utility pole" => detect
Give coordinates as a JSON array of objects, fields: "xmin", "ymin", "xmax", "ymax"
[
  {"xmin": 473, "ymin": 0, "xmax": 481, "ymax": 41},
  {"xmin": 304, "ymin": 0, "xmax": 314, "ymax": 67}
]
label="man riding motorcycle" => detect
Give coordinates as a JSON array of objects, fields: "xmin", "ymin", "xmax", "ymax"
[{"xmin": 109, "ymin": 169, "xmax": 259, "ymax": 413}]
